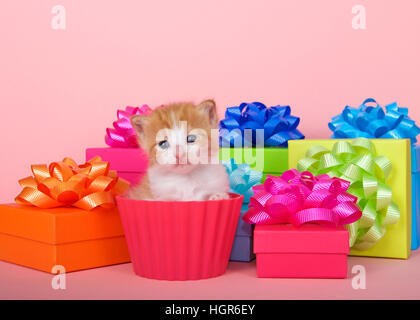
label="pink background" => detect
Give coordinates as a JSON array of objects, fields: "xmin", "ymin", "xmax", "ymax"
[
  {"xmin": 1, "ymin": 253, "xmax": 420, "ymax": 299},
  {"xmin": 1, "ymin": 0, "xmax": 420, "ymax": 202}
]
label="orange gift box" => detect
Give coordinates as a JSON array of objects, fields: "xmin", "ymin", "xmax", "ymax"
[{"xmin": 0, "ymin": 204, "xmax": 130, "ymax": 273}]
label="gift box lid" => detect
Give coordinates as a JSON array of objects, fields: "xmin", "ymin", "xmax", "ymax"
[
  {"xmin": 254, "ymin": 224, "xmax": 349, "ymax": 254},
  {"xmin": 86, "ymin": 148, "xmax": 148, "ymax": 172},
  {"xmin": 219, "ymin": 147, "xmax": 288, "ymax": 173},
  {"xmin": 0, "ymin": 204, "xmax": 125, "ymax": 245}
]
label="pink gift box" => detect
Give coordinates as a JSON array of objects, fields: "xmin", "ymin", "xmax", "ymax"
[
  {"xmin": 254, "ymin": 224, "xmax": 349, "ymax": 279},
  {"xmin": 85, "ymin": 148, "xmax": 148, "ymax": 186}
]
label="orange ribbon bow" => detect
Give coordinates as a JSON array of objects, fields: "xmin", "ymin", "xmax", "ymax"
[{"xmin": 15, "ymin": 156, "xmax": 130, "ymax": 210}]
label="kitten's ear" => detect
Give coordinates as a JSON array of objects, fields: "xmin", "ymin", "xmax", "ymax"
[
  {"xmin": 131, "ymin": 115, "xmax": 149, "ymax": 145},
  {"xmin": 197, "ymin": 99, "xmax": 218, "ymax": 127}
]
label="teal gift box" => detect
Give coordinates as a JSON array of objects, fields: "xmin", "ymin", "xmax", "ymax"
[{"xmin": 328, "ymin": 98, "xmax": 420, "ymax": 250}]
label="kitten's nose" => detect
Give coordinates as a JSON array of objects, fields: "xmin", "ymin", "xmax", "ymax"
[{"xmin": 175, "ymin": 145, "xmax": 186, "ymax": 163}]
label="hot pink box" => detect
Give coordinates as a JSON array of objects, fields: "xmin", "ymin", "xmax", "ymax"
[
  {"xmin": 85, "ymin": 148, "xmax": 148, "ymax": 186},
  {"xmin": 254, "ymin": 224, "xmax": 349, "ymax": 279}
]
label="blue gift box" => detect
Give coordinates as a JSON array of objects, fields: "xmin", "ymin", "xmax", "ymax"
[
  {"xmin": 411, "ymin": 145, "xmax": 420, "ymax": 249},
  {"xmin": 328, "ymin": 99, "xmax": 420, "ymax": 250},
  {"xmin": 411, "ymin": 144, "xmax": 420, "ymax": 172}
]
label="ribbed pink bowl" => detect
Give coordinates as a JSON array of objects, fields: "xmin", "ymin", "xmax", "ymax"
[{"xmin": 116, "ymin": 193, "xmax": 243, "ymax": 281}]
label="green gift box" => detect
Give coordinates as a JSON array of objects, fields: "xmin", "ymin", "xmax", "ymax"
[
  {"xmin": 219, "ymin": 148, "xmax": 288, "ymax": 180},
  {"xmin": 288, "ymin": 138, "xmax": 411, "ymax": 259}
]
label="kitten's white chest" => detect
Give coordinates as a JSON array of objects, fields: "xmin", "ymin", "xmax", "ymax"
[
  {"xmin": 152, "ymin": 173, "xmax": 196, "ymax": 200},
  {"xmin": 148, "ymin": 164, "xmax": 229, "ymax": 201}
]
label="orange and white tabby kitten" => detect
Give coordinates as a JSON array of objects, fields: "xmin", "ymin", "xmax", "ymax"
[{"xmin": 128, "ymin": 100, "xmax": 230, "ymax": 201}]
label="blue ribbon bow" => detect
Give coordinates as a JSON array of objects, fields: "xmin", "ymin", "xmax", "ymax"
[
  {"xmin": 219, "ymin": 102, "xmax": 305, "ymax": 147},
  {"xmin": 329, "ymin": 98, "xmax": 420, "ymax": 144},
  {"xmin": 222, "ymin": 159, "xmax": 263, "ymax": 204}
]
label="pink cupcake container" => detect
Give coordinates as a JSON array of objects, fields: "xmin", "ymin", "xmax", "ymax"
[{"xmin": 116, "ymin": 193, "xmax": 243, "ymax": 281}]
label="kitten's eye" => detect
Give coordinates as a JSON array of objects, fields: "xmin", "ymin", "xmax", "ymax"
[
  {"xmin": 187, "ymin": 135, "xmax": 197, "ymax": 143},
  {"xmin": 158, "ymin": 140, "xmax": 169, "ymax": 149}
]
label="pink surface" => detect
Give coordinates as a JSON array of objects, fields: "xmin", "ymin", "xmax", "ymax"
[
  {"xmin": 254, "ymin": 225, "xmax": 348, "ymax": 278},
  {"xmin": 116, "ymin": 194, "xmax": 243, "ymax": 280},
  {"xmin": 1, "ymin": 251, "xmax": 420, "ymax": 299},
  {"xmin": 1, "ymin": 1, "xmax": 420, "ymax": 204}
]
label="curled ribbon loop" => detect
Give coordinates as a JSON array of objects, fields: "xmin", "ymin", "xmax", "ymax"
[
  {"xmin": 223, "ymin": 159, "xmax": 263, "ymax": 204},
  {"xmin": 297, "ymin": 138, "xmax": 400, "ymax": 250},
  {"xmin": 15, "ymin": 157, "xmax": 130, "ymax": 210},
  {"xmin": 243, "ymin": 169, "xmax": 362, "ymax": 228},
  {"xmin": 219, "ymin": 102, "xmax": 305, "ymax": 147},
  {"xmin": 105, "ymin": 105, "xmax": 152, "ymax": 148},
  {"xmin": 329, "ymin": 98, "xmax": 420, "ymax": 144}
]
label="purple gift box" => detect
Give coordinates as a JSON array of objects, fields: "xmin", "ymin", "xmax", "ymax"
[{"xmin": 229, "ymin": 206, "xmax": 255, "ymax": 262}]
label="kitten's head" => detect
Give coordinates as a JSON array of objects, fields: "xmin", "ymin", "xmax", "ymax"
[{"xmin": 131, "ymin": 100, "xmax": 219, "ymax": 174}]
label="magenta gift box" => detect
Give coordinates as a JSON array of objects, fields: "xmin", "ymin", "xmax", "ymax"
[
  {"xmin": 85, "ymin": 148, "xmax": 148, "ymax": 185},
  {"xmin": 254, "ymin": 224, "xmax": 349, "ymax": 279}
]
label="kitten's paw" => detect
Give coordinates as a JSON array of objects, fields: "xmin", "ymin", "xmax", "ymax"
[{"xmin": 209, "ymin": 193, "xmax": 230, "ymax": 201}]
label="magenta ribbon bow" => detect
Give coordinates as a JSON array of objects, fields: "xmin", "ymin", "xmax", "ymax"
[
  {"xmin": 242, "ymin": 169, "xmax": 362, "ymax": 227},
  {"xmin": 105, "ymin": 105, "xmax": 152, "ymax": 148}
]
